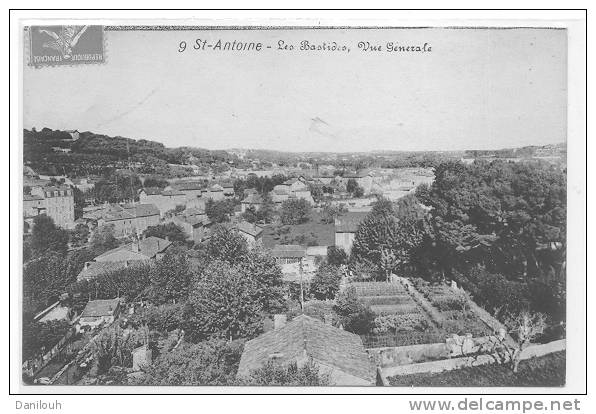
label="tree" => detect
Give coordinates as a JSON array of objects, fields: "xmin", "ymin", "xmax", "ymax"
[
  {"xmin": 280, "ymin": 198, "xmax": 311, "ymax": 225},
  {"xmin": 205, "ymin": 225, "xmax": 249, "ymax": 265},
  {"xmin": 148, "ymin": 251, "xmax": 192, "ymax": 304},
  {"xmin": 333, "ymin": 287, "xmax": 375, "ymax": 335},
  {"xmin": 143, "ymin": 339, "xmax": 243, "ymax": 385},
  {"xmin": 90, "ymin": 224, "xmax": 118, "ymax": 252},
  {"xmin": 351, "ymin": 196, "xmax": 428, "ymax": 279},
  {"xmin": 29, "ymin": 215, "xmax": 69, "ymax": 256},
  {"xmin": 244, "ymin": 359, "xmax": 330, "ymax": 386},
  {"xmin": 70, "ymin": 223, "xmax": 90, "ymax": 247},
  {"xmin": 22, "ymin": 319, "xmax": 71, "ymax": 361},
  {"xmin": 327, "ymin": 246, "xmax": 348, "ymax": 266},
  {"xmin": 205, "ymin": 199, "xmax": 236, "ymax": 223},
  {"xmin": 143, "ymin": 223, "xmax": 188, "ymax": 244},
  {"xmin": 310, "ymin": 265, "xmax": 343, "ymax": 300},
  {"xmin": 321, "ymin": 202, "xmax": 347, "ymax": 224},
  {"xmin": 186, "ymin": 260, "xmax": 265, "ymax": 341}
]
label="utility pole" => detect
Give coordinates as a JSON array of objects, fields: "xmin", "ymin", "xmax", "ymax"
[{"xmin": 299, "ymin": 257, "xmax": 304, "ymax": 311}]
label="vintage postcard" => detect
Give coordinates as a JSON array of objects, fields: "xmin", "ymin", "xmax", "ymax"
[{"xmin": 10, "ymin": 12, "xmax": 586, "ymax": 399}]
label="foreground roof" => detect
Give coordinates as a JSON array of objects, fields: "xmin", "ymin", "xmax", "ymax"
[
  {"xmin": 271, "ymin": 244, "xmax": 307, "ymax": 258},
  {"xmin": 237, "ymin": 315, "xmax": 375, "ymax": 384},
  {"xmin": 95, "ymin": 236, "xmax": 172, "ymax": 261},
  {"xmin": 236, "ymin": 221, "xmax": 263, "ymax": 238},
  {"xmin": 81, "ymin": 298, "xmax": 122, "ymax": 318},
  {"xmin": 334, "ymin": 212, "xmax": 369, "ymax": 233}
]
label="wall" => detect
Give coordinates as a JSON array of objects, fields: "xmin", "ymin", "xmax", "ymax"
[{"xmin": 378, "ymin": 339, "xmax": 566, "ymax": 383}]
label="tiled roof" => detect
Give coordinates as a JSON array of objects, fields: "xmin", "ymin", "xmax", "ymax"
[
  {"xmin": 140, "ymin": 187, "xmax": 162, "ymax": 195},
  {"xmin": 81, "ymin": 298, "xmax": 121, "ymax": 318},
  {"xmin": 24, "ymin": 194, "xmax": 44, "ymax": 201},
  {"xmin": 237, "ymin": 315, "xmax": 375, "ymax": 384},
  {"xmin": 271, "ymin": 244, "xmax": 307, "ymax": 258},
  {"xmin": 334, "ymin": 212, "xmax": 369, "ymax": 233},
  {"xmin": 161, "ymin": 189, "xmax": 185, "ymax": 197},
  {"xmin": 95, "ymin": 236, "xmax": 171, "ymax": 261},
  {"xmin": 77, "ymin": 261, "xmax": 129, "ymax": 281},
  {"xmin": 171, "ymin": 182, "xmax": 204, "ymax": 191},
  {"xmin": 242, "ymin": 194, "xmax": 263, "ymax": 204},
  {"xmin": 236, "ymin": 221, "xmax": 263, "ymax": 238},
  {"xmin": 123, "ymin": 203, "xmax": 160, "ymax": 218}
]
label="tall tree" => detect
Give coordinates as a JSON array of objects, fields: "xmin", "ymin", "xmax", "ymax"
[{"xmin": 29, "ymin": 215, "xmax": 69, "ymax": 257}]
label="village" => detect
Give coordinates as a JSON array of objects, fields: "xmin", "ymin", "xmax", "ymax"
[{"xmin": 21, "ymin": 129, "xmax": 567, "ymax": 387}]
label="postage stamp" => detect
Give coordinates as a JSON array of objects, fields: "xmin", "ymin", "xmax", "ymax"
[{"xmin": 28, "ymin": 25, "xmax": 104, "ymax": 67}]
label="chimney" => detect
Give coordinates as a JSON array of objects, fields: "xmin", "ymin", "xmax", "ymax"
[
  {"xmin": 84, "ymin": 261, "xmax": 91, "ymax": 270},
  {"xmin": 324, "ymin": 314, "xmax": 333, "ymax": 326},
  {"xmin": 273, "ymin": 314, "xmax": 287, "ymax": 330},
  {"xmin": 132, "ymin": 242, "xmax": 139, "ymax": 253}
]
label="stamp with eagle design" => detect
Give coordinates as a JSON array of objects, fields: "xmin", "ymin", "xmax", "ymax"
[{"xmin": 29, "ymin": 25, "xmax": 104, "ymax": 67}]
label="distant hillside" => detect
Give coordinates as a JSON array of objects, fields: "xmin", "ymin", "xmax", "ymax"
[{"xmin": 23, "ymin": 128, "xmax": 240, "ymax": 176}]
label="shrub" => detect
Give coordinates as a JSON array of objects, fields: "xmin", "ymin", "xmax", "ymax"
[
  {"xmin": 372, "ymin": 313, "xmax": 430, "ymax": 334},
  {"xmin": 333, "ymin": 287, "xmax": 375, "ymax": 335}
]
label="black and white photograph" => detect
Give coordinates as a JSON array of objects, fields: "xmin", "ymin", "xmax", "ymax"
[{"xmin": 8, "ymin": 9, "xmax": 587, "ymax": 401}]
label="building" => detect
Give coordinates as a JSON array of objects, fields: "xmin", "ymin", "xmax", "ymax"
[
  {"xmin": 87, "ymin": 203, "xmax": 160, "ymax": 237},
  {"xmin": 235, "ymin": 221, "xmax": 263, "ymax": 246},
  {"xmin": 344, "ymin": 170, "xmax": 374, "ymax": 194},
  {"xmin": 71, "ymin": 178, "xmax": 96, "ymax": 193},
  {"xmin": 77, "ymin": 236, "xmax": 171, "ymax": 281},
  {"xmin": 169, "ymin": 214, "xmax": 212, "ymax": 244},
  {"xmin": 139, "ymin": 188, "xmax": 187, "ymax": 217},
  {"xmin": 25, "ymin": 185, "xmax": 75, "ymax": 229},
  {"xmin": 334, "ymin": 212, "xmax": 369, "ymax": 254},
  {"xmin": 271, "ymin": 244, "xmax": 307, "ymax": 265},
  {"xmin": 241, "ymin": 193, "xmax": 264, "ymax": 213},
  {"xmin": 237, "ymin": 314, "xmax": 376, "ymax": 386},
  {"xmin": 202, "ymin": 184, "xmax": 225, "ymax": 201},
  {"xmin": 168, "ymin": 181, "xmax": 204, "ymax": 201},
  {"xmin": 78, "ymin": 298, "xmax": 121, "ymax": 330},
  {"xmin": 94, "ymin": 236, "xmax": 172, "ymax": 263}
]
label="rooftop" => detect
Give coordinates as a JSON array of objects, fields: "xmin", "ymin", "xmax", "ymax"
[
  {"xmin": 81, "ymin": 298, "xmax": 122, "ymax": 318},
  {"xmin": 334, "ymin": 212, "xmax": 369, "ymax": 233},
  {"xmin": 271, "ymin": 244, "xmax": 307, "ymax": 258},
  {"xmin": 95, "ymin": 236, "xmax": 172, "ymax": 261},
  {"xmin": 236, "ymin": 221, "xmax": 263, "ymax": 238},
  {"xmin": 237, "ymin": 314, "xmax": 375, "ymax": 384}
]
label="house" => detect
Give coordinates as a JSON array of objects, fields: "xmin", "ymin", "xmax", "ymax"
[
  {"xmin": 334, "ymin": 212, "xmax": 369, "ymax": 254},
  {"xmin": 344, "ymin": 169, "xmax": 374, "ymax": 194},
  {"xmin": 237, "ymin": 314, "xmax": 376, "ymax": 386},
  {"xmin": 235, "ymin": 221, "xmax": 263, "ymax": 246},
  {"xmin": 26, "ymin": 185, "xmax": 75, "ymax": 229},
  {"xmin": 34, "ymin": 300, "xmax": 73, "ymax": 324},
  {"xmin": 95, "ymin": 236, "xmax": 171, "ymax": 262},
  {"xmin": 202, "ymin": 184, "xmax": 225, "ymax": 201},
  {"xmin": 271, "ymin": 244, "xmax": 307, "ymax": 265},
  {"xmin": 88, "ymin": 203, "xmax": 160, "ymax": 237},
  {"xmin": 77, "ymin": 236, "xmax": 171, "ymax": 281},
  {"xmin": 71, "ymin": 178, "xmax": 96, "ymax": 193},
  {"xmin": 221, "ymin": 182, "xmax": 236, "ymax": 198},
  {"xmin": 139, "ymin": 188, "xmax": 187, "ymax": 217},
  {"xmin": 270, "ymin": 188, "xmax": 290, "ymax": 205},
  {"xmin": 64, "ymin": 129, "xmax": 80, "ymax": 141},
  {"xmin": 241, "ymin": 193, "xmax": 264, "ymax": 213},
  {"xmin": 169, "ymin": 214, "xmax": 213, "ymax": 244},
  {"xmin": 78, "ymin": 298, "xmax": 121, "ymax": 330},
  {"xmin": 168, "ymin": 181, "xmax": 204, "ymax": 201}
]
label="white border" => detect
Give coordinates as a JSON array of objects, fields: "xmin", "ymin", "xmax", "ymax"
[{"xmin": 5, "ymin": 6, "xmax": 588, "ymax": 411}]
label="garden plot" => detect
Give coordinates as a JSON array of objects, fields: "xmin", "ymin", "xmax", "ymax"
[
  {"xmin": 410, "ymin": 278, "xmax": 494, "ymax": 337},
  {"xmin": 350, "ymin": 282, "xmax": 445, "ymax": 348}
]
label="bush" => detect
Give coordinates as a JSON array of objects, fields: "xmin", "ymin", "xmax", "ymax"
[
  {"xmin": 310, "ymin": 265, "xmax": 343, "ymax": 300},
  {"xmin": 333, "ymin": 287, "xmax": 375, "ymax": 335},
  {"xmin": 372, "ymin": 313, "xmax": 430, "ymax": 334}
]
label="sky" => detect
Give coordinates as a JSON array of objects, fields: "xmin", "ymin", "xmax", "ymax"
[{"xmin": 23, "ymin": 27, "xmax": 567, "ymax": 152}]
